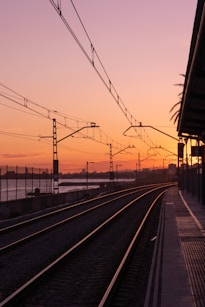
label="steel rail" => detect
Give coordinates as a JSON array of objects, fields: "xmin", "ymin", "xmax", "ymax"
[
  {"xmin": 0, "ymin": 183, "xmax": 165, "ymax": 234},
  {"xmin": 0, "ymin": 186, "xmax": 167, "ymax": 306},
  {"xmin": 0, "ymin": 184, "xmax": 172, "ymax": 254},
  {"xmin": 98, "ymin": 190, "xmax": 166, "ymax": 306}
]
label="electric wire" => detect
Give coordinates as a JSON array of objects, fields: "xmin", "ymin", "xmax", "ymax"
[
  {"xmin": 0, "ymin": 130, "xmax": 50, "ymax": 144},
  {"xmin": 0, "ymin": 101, "xmax": 46, "ymax": 118},
  {"xmin": 0, "ymin": 130, "xmax": 38, "ymax": 138},
  {"xmin": 0, "ymin": 83, "xmax": 133, "ymax": 154},
  {"xmin": 49, "ymin": 0, "xmax": 165, "ymax": 154}
]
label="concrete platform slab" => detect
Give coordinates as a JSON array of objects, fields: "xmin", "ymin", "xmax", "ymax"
[{"xmin": 145, "ymin": 186, "xmax": 205, "ymax": 307}]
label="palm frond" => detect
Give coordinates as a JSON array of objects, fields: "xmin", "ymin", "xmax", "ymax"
[{"xmin": 169, "ymin": 101, "xmax": 181, "ymax": 113}]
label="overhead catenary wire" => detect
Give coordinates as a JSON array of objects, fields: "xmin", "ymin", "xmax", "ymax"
[
  {"xmin": 48, "ymin": 0, "xmax": 164, "ymax": 153},
  {"xmin": 49, "ymin": 0, "xmax": 133, "ymax": 122},
  {"xmin": 0, "ymin": 82, "xmax": 86, "ymax": 124},
  {"xmin": 0, "ymin": 130, "xmax": 52, "ymax": 145},
  {"xmin": 0, "ymin": 130, "xmax": 38, "ymax": 139},
  {"xmin": 0, "ymin": 83, "xmax": 134, "ymax": 154}
]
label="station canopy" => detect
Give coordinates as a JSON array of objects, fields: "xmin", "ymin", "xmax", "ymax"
[{"xmin": 177, "ymin": 1, "xmax": 205, "ymax": 142}]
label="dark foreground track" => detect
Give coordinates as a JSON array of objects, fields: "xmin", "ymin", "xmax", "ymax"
[{"xmin": 0, "ymin": 183, "xmax": 172, "ymax": 306}]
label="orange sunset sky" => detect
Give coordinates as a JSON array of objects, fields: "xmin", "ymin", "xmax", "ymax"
[{"xmin": 0, "ymin": 1, "xmax": 197, "ymax": 173}]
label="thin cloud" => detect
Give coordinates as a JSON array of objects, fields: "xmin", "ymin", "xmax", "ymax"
[{"xmin": 0, "ymin": 153, "xmax": 44, "ymax": 159}]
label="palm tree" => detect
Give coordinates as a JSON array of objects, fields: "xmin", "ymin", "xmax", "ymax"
[
  {"xmin": 170, "ymin": 74, "xmax": 185, "ymax": 124},
  {"xmin": 170, "ymin": 97, "xmax": 182, "ymax": 124}
]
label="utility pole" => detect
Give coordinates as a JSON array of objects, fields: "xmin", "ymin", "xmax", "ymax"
[
  {"xmin": 109, "ymin": 143, "xmax": 114, "ymax": 182},
  {"xmin": 41, "ymin": 121, "xmax": 99, "ymax": 194},
  {"xmin": 109, "ymin": 144, "xmax": 135, "ymax": 182},
  {"xmin": 86, "ymin": 161, "xmax": 94, "ymax": 190},
  {"xmin": 53, "ymin": 119, "xmax": 59, "ymax": 193},
  {"xmin": 138, "ymin": 152, "xmax": 141, "ymax": 171}
]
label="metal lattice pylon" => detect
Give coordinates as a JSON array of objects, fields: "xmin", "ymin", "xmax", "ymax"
[
  {"xmin": 109, "ymin": 143, "xmax": 114, "ymax": 182},
  {"xmin": 53, "ymin": 119, "xmax": 59, "ymax": 193}
]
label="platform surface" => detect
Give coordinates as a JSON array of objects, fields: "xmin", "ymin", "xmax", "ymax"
[{"xmin": 145, "ymin": 186, "xmax": 205, "ymax": 307}]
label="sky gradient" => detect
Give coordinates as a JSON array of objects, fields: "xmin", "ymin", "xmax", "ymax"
[{"xmin": 0, "ymin": 0, "xmax": 198, "ymax": 173}]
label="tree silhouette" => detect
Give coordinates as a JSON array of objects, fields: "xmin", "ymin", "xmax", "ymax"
[{"xmin": 170, "ymin": 74, "xmax": 185, "ymax": 124}]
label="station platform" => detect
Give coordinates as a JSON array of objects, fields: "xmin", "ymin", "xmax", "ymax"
[{"xmin": 145, "ymin": 186, "xmax": 205, "ymax": 307}]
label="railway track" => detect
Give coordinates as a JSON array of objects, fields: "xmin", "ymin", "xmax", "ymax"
[
  {"xmin": 0, "ymin": 183, "xmax": 173, "ymax": 306},
  {"xmin": 0, "ymin": 183, "xmax": 166, "ymax": 252}
]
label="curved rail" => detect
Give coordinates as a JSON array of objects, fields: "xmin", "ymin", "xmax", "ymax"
[
  {"xmin": 0, "ymin": 183, "xmax": 173, "ymax": 253},
  {"xmin": 0, "ymin": 183, "xmax": 173, "ymax": 233},
  {"xmin": 0, "ymin": 185, "xmax": 170, "ymax": 306},
  {"xmin": 98, "ymin": 190, "xmax": 166, "ymax": 306}
]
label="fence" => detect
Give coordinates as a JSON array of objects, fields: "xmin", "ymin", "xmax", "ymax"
[
  {"xmin": 0, "ymin": 166, "xmax": 53, "ymax": 202},
  {"xmin": 179, "ymin": 163, "xmax": 205, "ymax": 205}
]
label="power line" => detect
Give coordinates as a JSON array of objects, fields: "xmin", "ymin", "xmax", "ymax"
[
  {"xmin": 0, "ymin": 83, "xmax": 133, "ymax": 154},
  {"xmin": 0, "ymin": 130, "xmax": 48, "ymax": 143},
  {"xmin": 0, "ymin": 101, "xmax": 44, "ymax": 118},
  {"xmin": 0, "ymin": 130, "xmax": 37, "ymax": 138},
  {"xmin": 68, "ymin": 1, "xmax": 176, "ymax": 156},
  {"xmin": 48, "ymin": 0, "xmax": 164, "ymax": 152}
]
